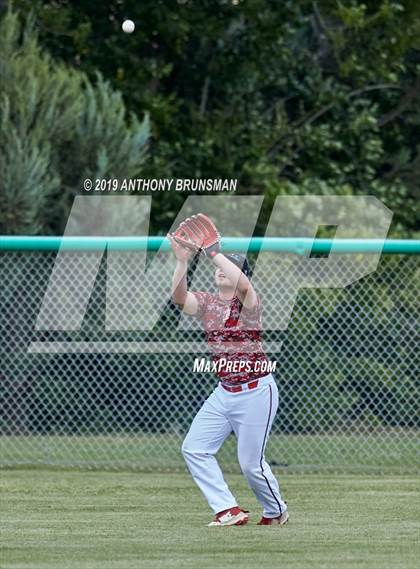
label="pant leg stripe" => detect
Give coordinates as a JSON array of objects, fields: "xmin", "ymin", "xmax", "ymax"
[{"xmin": 259, "ymin": 384, "xmax": 282, "ymax": 516}]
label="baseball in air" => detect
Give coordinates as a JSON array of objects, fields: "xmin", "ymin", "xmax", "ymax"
[{"xmin": 122, "ymin": 20, "xmax": 135, "ymax": 34}]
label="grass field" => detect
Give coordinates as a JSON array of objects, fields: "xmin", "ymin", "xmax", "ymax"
[
  {"xmin": 1, "ymin": 432, "xmax": 419, "ymax": 473},
  {"xmin": 1, "ymin": 469, "xmax": 419, "ymax": 569}
]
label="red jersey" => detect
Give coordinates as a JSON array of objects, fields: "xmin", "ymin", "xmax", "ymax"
[{"xmin": 192, "ymin": 292, "xmax": 270, "ymax": 385}]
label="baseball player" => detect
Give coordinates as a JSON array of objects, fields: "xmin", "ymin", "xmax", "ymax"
[{"xmin": 168, "ymin": 214, "xmax": 288, "ymax": 527}]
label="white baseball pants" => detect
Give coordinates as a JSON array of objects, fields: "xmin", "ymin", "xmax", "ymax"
[{"xmin": 181, "ymin": 373, "xmax": 287, "ymax": 517}]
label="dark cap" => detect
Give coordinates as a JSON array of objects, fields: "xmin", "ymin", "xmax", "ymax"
[{"xmin": 223, "ymin": 253, "xmax": 251, "ymax": 278}]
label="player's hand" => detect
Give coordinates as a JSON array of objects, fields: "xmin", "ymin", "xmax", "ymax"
[{"xmin": 167, "ymin": 234, "xmax": 193, "ymax": 262}]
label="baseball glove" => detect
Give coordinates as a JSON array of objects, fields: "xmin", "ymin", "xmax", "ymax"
[{"xmin": 171, "ymin": 213, "xmax": 221, "ymax": 257}]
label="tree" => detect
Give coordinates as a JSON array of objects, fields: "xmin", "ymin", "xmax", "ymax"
[
  {"xmin": 0, "ymin": 8, "xmax": 149, "ymax": 234},
  {"xmin": 4, "ymin": 0, "xmax": 420, "ymax": 234}
]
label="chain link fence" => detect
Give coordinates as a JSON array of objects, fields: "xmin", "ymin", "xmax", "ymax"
[{"xmin": 0, "ymin": 246, "xmax": 418, "ymax": 473}]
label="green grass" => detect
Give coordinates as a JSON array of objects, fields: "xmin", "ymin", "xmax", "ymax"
[
  {"xmin": 1, "ymin": 470, "xmax": 419, "ymax": 569},
  {"xmin": 1, "ymin": 432, "xmax": 419, "ymax": 474}
]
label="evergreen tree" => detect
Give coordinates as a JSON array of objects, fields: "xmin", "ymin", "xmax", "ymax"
[{"xmin": 0, "ymin": 9, "xmax": 149, "ymax": 234}]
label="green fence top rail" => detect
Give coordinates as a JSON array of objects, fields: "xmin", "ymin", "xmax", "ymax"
[{"xmin": 0, "ymin": 236, "xmax": 419, "ymax": 255}]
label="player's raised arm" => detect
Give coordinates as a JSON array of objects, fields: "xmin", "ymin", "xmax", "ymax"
[
  {"xmin": 169, "ymin": 213, "xmax": 257, "ymax": 310},
  {"xmin": 168, "ymin": 235, "xmax": 199, "ymax": 315},
  {"xmin": 211, "ymin": 253, "xmax": 258, "ymax": 310}
]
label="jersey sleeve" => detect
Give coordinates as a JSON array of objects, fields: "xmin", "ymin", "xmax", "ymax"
[
  {"xmin": 241, "ymin": 293, "xmax": 261, "ymax": 315},
  {"xmin": 240, "ymin": 294, "xmax": 263, "ymax": 329},
  {"xmin": 191, "ymin": 291, "xmax": 212, "ymax": 319}
]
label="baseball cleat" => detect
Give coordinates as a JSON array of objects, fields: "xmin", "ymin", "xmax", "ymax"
[
  {"xmin": 257, "ymin": 509, "xmax": 289, "ymax": 526},
  {"xmin": 208, "ymin": 507, "xmax": 249, "ymax": 527}
]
